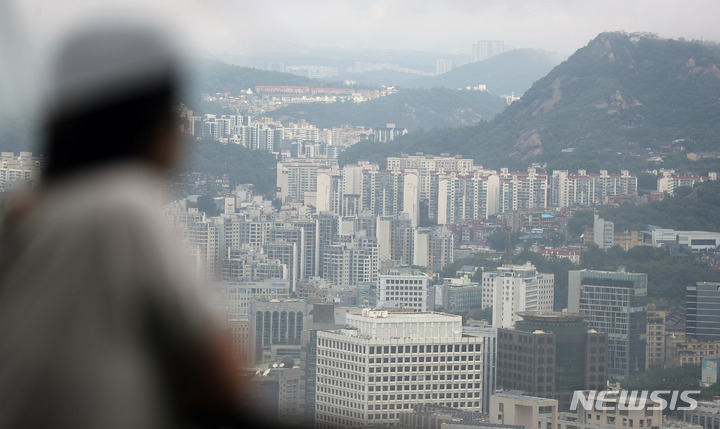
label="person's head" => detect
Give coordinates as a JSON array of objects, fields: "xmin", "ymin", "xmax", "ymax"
[{"xmin": 42, "ymin": 23, "xmax": 183, "ymax": 184}]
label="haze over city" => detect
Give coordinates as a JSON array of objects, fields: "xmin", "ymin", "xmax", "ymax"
[
  {"xmin": 6, "ymin": 0, "xmax": 720, "ymax": 55},
  {"xmin": 4, "ymin": 1, "xmax": 720, "ymax": 428}
]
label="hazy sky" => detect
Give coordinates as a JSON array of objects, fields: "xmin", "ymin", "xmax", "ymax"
[{"xmin": 7, "ymin": 0, "xmax": 720, "ymax": 57}]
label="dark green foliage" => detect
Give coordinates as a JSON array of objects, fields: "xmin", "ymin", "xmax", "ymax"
[
  {"xmin": 599, "ymin": 180, "xmax": 720, "ymax": 232},
  {"xmin": 580, "ymin": 245, "xmax": 720, "ymax": 302},
  {"xmin": 622, "ymin": 364, "xmax": 720, "ymax": 416},
  {"xmin": 637, "ymin": 172, "xmax": 659, "ymax": 192},
  {"xmin": 487, "ymin": 230, "xmax": 522, "ymax": 252},
  {"xmin": 265, "ymin": 88, "xmax": 508, "ymax": 131},
  {"xmin": 567, "ymin": 210, "xmax": 594, "ymax": 238},
  {"xmin": 439, "ymin": 252, "xmax": 501, "ymax": 280},
  {"xmin": 192, "ymin": 195, "xmax": 221, "ymax": 217},
  {"xmin": 183, "ymin": 138, "xmax": 278, "ymax": 197}
]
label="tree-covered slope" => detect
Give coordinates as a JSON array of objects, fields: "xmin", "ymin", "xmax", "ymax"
[
  {"xmin": 264, "ymin": 88, "xmax": 508, "ymax": 130},
  {"xmin": 341, "ymin": 33, "xmax": 720, "ymax": 170},
  {"xmin": 182, "ymin": 138, "xmax": 278, "ymax": 196}
]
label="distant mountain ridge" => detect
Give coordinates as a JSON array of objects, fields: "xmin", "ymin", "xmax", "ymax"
[
  {"xmin": 404, "ymin": 48, "xmax": 566, "ymax": 95},
  {"xmin": 340, "ymin": 33, "xmax": 720, "ymax": 170}
]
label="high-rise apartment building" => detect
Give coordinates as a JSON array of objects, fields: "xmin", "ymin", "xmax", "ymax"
[
  {"xmin": 568, "ymin": 270, "xmax": 647, "ymax": 380},
  {"xmin": 321, "ymin": 234, "xmax": 379, "ymax": 288},
  {"xmin": 387, "ymin": 154, "xmax": 474, "ymax": 202},
  {"xmin": 482, "ymin": 262, "xmax": 555, "ymax": 328},
  {"xmin": 437, "ymin": 172, "xmax": 500, "ymax": 224},
  {"xmin": 549, "ymin": 170, "xmax": 637, "ymax": 207},
  {"xmin": 276, "ymin": 158, "xmax": 338, "ymax": 204},
  {"xmin": 315, "ymin": 310, "xmax": 485, "ymax": 428},
  {"xmin": 436, "ymin": 59, "xmax": 453, "ymax": 75},
  {"xmin": 687, "ymin": 282, "xmax": 720, "ymax": 340},
  {"xmin": 414, "ymin": 226, "xmax": 454, "ymax": 269},
  {"xmin": 471, "ymin": 40, "xmax": 505, "ymax": 63},
  {"xmin": 498, "ymin": 168, "xmax": 548, "ymax": 212}
]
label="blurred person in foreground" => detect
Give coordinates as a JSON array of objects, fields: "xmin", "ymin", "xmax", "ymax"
[{"xmin": 0, "ymin": 22, "xmax": 245, "ymax": 428}]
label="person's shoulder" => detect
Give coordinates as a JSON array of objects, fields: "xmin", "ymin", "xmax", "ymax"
[{"xmin": 23, "ymin": 164, "xmax": 166, "ymax": 242}]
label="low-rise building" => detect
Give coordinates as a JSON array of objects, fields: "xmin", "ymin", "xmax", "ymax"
[
  {"xmin": 541, "ymin": 390, "xmax": 662, "ymax": 429},
  {"xmin": 490, "ymin": 391, "xmax": 558, "ymax": 429},
  {"xmin": 441, "ymin": 276, "xmax": 483, "ymax": 312},
  {"xmin": 684, "ymin": 399, "xmax": 720, "ymax": 429},
  {"xmin": 666, "ymin": 335, "xmax": 720, "ymax": 367}
]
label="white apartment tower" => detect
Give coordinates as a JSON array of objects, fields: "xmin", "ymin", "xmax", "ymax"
[
  {"xmin": 482, "ymin": 262, "xmax": 554, "ymax": 328},
  {"xmin": 315, "ymin": 310, "xmax": 485, "ymax": 428}
]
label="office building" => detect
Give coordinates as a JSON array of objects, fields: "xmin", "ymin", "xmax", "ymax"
[
  {"xmin": 301, "ymin": 303, "xmax": 345, "ymax": 427},
  {"xmin": 441, "ymin": 277, "xmax": 484, "ymax": 312},
  {"xmin": 496, "ymin": 312, "xmax": 607, "ymax": 410},
  {"xmin": 650, "ymin": 230, "xmax": 720, "ymax": 252},
  {"xmin": 687, "ymin": 283, "xmax": 720, "ymax": 340},
  {"xmin": 377, "ymin": 267, "xmax": 431, "ymax": 312},
  {"xmin": 482, "ymin": 263, "xmax": 554, "ymax": 328},
  {"xmin": 315, "ymin": 310, "xmax": 486, "ymax": 428},
  {"xmin": 568, "ymin": 270, "xmax": 648, "ymax": 380},
  {"xmin": 463, "ymin": 326, "xmax": 498, "ymax": 412},
  {"xmin": 219, "ymin": 279, "xmax": 290, "ymax": 319},
  {"xmin": 248, "ymin": 300, "xmax": 309, "ymax": 363}
]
